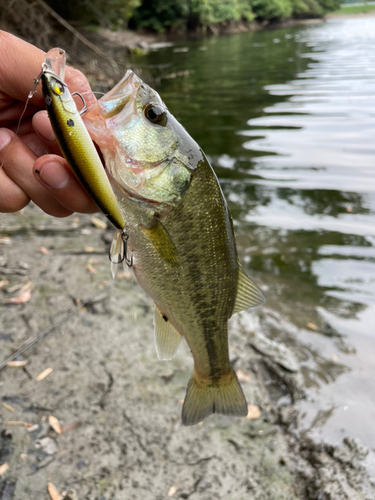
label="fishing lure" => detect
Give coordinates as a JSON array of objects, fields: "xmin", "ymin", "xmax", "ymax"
[{"xmin": 36, "ymin": 48, "xmax": 130, "ymax": 274}]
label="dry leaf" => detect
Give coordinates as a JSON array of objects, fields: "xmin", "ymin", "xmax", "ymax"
[
  {"xmin": 73, "ymin": 217, "xmax": 80, "ymax": 223},
  {"xmin": 306, "ymin": 322, "xmax": 318, "ymax": 331},
  {"xmin": 7, "ymin": 283, "xmax": 23, "ymax": 293},
  {"xmin": 91, "ymin": 217, "xmax": 107, "ymax": 230},
  {"xmin": 5, "ymin": 289, "xmax": 31, "ymax": 304},
  {"xmin": 117, "ymin": 272, "xmax": 132, "ymax": 280},
  {"xmin": 49, "ymin": 415, "xmax": 62, "ymax": 435},
  {"xmin": 236, "ymin": 369, "xmax": 251, "ymax": 382},
  {"xmin": 7, "ymin": 360, "xmax": 28, "ymax": 367},
  {"xmin": 47, "ymin": 482, "xmax": 61, "ymax": 500},
  {"xmin": 246, "ymin": 404, "xmax": 261, "ymax": 420},
  {"xmin": 2, "ymin": 402, "xmax": 15, "ymax": 412},
  {"xmin": 0, "ymin": 463, "xmax": 9, "ymax": 476},
  {"xmin": 0, "ymin": 280, "xmax": 9, "ymax": 289},
  {"xmin": 332, "ymin": 354, "xmax": 339, "ymax": 361},
  {"xmin": 5, "ymin": 421, "xmax": 29, "ymax": 426},
  {"xmin": 84, "ymin": 246, "xmax": 95, "ymax": 253},
  {"xmin": 39, "ymin": 246, "xmax": 49, "ymax": 255},
  {"xmin": 168, "ymin": 485, "xmax": 178, "ymax": 497},
  {"xmin": 86, "ymin": 264, "xmax": 97, "ymax": 274},
  {"xmin": 36, "ymin": 367, "xmax": 53, "ymax": 381},
  {"xmin": 61, "ymin": 420, "xmax": 81, "ymax": 433},
  {"xmin": 27, "ymin": 424, "xmax": 39, "ymax": 433}
]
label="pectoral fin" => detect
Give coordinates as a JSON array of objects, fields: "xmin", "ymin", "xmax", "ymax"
[
  {"xmin": 154, "ymin": 306, "xmax": 181, "ymax": 360},
  {"xmin": 232, "ymin": 267, "xmax": 266, "ymax": 315},
  {"xmin": 140, "ymin": 216, "xmax": 178, "ymax": 266}
]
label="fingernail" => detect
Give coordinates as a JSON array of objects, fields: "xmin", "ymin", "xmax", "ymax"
[
  {"xmin": 37, "ymin": 162, "xmax": 70, "ymax": 189},
  {"xmin": 0, "ymin": 129, "xmax": 12, "ymax": 150}
]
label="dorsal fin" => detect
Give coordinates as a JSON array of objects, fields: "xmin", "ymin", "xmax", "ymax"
[
  {"xmin": 154, "ymin": 305, "xmax": 181, "ymax": 360},
  {"xmin": 232, "ymin": 267, "xmax": 266, "ymax": 315}
]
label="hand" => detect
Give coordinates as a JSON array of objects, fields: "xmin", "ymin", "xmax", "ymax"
[{"xmin": 0, "ymin": 30, "xmax": 98, "ymax": 216}]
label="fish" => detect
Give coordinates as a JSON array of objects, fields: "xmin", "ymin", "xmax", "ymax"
[
  {"xmin": 82, "ymin": 70, "xmax": 266, "ymax": 426},
  {"xmin": 40, "ymin": 48, "xmax": 125, "ymax": 231}
]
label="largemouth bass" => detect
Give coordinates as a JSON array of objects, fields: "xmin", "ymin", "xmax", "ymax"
[
  {"xmin": 83, "ymin": 71, "xmax": 266, "ymax": 426},
  {"xmin": 40, "ymin": 48, "xmax": 125, "ymax": 230}
]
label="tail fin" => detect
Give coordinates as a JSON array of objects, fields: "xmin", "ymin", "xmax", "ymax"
[{"xmin": 181, "ymin": 368, "xmax": 248, "ymax": 426}]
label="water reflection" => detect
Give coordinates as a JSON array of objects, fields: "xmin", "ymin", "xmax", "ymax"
[{"xmin": 135, "ymin": 17, "xmax": 375, "ymax": 472}]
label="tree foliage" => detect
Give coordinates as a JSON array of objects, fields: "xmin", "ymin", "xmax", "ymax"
[
  {"xmin": 44, "ymin": 0, "xmax": 341, "ymax": 31},
  {"xmin": 251, "ymin": 0, "xmax": 292, "ymax": 19}
]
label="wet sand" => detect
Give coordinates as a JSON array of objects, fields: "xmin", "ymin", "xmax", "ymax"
[{"xmin": 0, "ymin": 205, "xmax": 374, "ymax": 499}]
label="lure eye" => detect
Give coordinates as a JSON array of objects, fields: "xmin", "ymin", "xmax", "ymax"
[
  {"xmin": 144, "ymin": 104, "xmax": 167, "ymax": 127},
  {"xmin": 51, "ymin": 78, "xmax": 64, "ymax": 96}
]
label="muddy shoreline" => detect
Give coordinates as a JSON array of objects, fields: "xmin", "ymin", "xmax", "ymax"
[{"xmin": 0, "ymin": 206, "xmax": 374, "ymax": 499}]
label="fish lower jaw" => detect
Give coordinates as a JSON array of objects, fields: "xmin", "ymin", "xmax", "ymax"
[{"xmin": 111, "ymin": 177, "xmax": 169, "ymax": 209}]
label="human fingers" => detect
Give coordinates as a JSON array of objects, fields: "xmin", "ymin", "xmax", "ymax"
[
  {"xmin": 0, "ymin": 31, "xmax": 45, "ymax": 107},
  {"xmin": 0, "ymin": 128, "xmax": 72, "ymax": 217},
  {"xmin": 22, "ymin": 132, "xmax": 49, "ymax": 157},
  {"xmin": 0, "ymin": 167, "xmax": 30, "ymax": 213},
  {"xmin": 32, "ymin": 111, "xmax": 62, "ymax": 156},
  {"xmin": 33, "ymin": 155, "xmax": 99, "ymax": 214},
  {"xmin": 0, "ymin": 101, "xmax": 40, "ymax": 125},
  {"xmin": 0, "ymin": 31, "xmax": 95, "ymax": 109}
]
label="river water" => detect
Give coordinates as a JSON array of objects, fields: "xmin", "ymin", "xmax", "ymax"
[{"xmin": 135, "ymin": 18, "xmax": 375, "ymax": 473}]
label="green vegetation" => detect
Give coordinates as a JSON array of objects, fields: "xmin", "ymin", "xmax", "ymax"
[
  {"xmin": 129, "ymin": 0, "xmax": 341, "ymax": 31},
  {"xmin": 45, "ymin": 0, "xmax": 342, "ymax": 32},
  {"xmin": 331, "ymin": 2, "xmax": 375, "ymax": 14}
]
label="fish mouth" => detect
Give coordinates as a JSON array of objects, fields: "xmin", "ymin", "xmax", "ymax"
[{"xmin": 97, "ymin": 70, "xmax": 142, "ymax": 119}]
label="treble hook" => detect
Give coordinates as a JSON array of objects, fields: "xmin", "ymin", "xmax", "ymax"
[
  {"xmin": 109, "ymin": 229, "xmax": 133, "ymax": 268},
  {"xmin": 121, "ymin": 231, "xmax": 133, "ymax": 267},
  {"xmin": 71, "ymin": 91, "xmax": 87, "ymax": 115}
]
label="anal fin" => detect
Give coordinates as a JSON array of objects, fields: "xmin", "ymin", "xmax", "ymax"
[
  {"xmin": 154, "ymin": 305, "xmax": 181, "ymax": 360},
  {"xmin": 232, "ymin": 267, "xmax": 266, "ymax": 315}
]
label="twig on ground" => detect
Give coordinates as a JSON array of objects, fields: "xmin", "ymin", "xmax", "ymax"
[{"xmin": 0, "ymin": 286, "xmax": 109, "ymax": 371}]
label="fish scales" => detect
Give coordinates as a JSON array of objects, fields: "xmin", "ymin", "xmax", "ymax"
[
  {"xmin": 81, "ymin": 69, "xmax": 266, "ymax": 425},
  {"xmin": 131, "ymin": 158, "xmax": 237, "ymax": 382}
]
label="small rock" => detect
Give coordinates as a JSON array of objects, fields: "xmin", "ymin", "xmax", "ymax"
[
  {"xmin": 343, "ymin": 437, "xmax": 369, "ymax": 460},
  {"xmin": 1, "ymin": 481, "xmax": 16, "ymax": 500},
  {"xmin": 249, "ymin": 332, "xmax": 299, "ymax": 372},
  {"xmin": 333, "ymin": 445, "xmax": 352, "ymax": 463},
  {"xmin": 33, "ymin": 423, "xmax": 50, "ymax": 440},
  {"xmin": 34, "ymin": 437, "xmax": 58, "ymax": 455},
  {"xmin": 64, "ymin": 490, "xmax": 78, "ymax": 500}
]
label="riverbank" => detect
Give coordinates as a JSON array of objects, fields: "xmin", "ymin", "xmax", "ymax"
[{"xmin": 1, "ymin": 207, "xmax": 374, "ymax": 498}]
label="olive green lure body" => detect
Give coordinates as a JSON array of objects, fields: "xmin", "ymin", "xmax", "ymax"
[{"xmin": 41, "ymin": 48, "xmax": 125, "ymax": 231}]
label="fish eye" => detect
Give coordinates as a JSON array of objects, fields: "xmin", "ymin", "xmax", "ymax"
[{"xmin": 144, "ymin": 104, "xmax": 167, "ymax": 127}]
